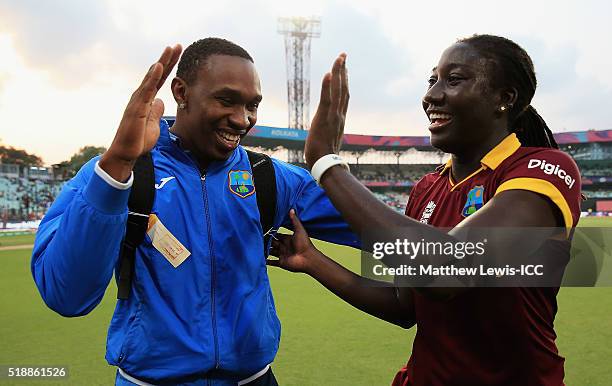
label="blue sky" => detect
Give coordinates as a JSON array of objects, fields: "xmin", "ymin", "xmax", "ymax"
[{"xmin": 0, "ymin": 0, "xmax": 610, "ymax": 164}]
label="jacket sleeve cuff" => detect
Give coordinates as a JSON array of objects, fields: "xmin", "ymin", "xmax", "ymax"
[
  {"xmin": 94, "ymin": 161, "xmax": 134, "ymax": 189},
  {"xmin": 82, "ymin": 162, "xmax": 133, "ymax": 215}
]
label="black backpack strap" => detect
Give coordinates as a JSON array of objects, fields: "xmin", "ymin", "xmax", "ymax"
[
  {"xmin": 246, "ymin": 150, "xmax": 277, "ymax": 257},
  {"xmin": 117, "ymin": 153, "xmax": 155, "ymax": 300}
]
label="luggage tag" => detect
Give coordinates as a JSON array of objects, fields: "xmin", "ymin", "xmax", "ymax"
[{"xmin": 147, "ymin": 214, "xmax": 191, "ymax": 268}]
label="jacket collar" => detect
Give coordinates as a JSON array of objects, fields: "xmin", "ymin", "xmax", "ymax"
[{"xmin": 158, "ymin": 118, "xmax": 239, "ymax": 171}]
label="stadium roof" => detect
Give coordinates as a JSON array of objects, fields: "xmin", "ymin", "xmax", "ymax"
[{"xmin": 163, "ymin": 117, "xmax": 611, "ymax": 151}]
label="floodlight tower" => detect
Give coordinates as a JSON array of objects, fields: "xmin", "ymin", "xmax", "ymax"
[{"xmin": 278, "ymin": 16, "xmax": 321, "ymax": 163}]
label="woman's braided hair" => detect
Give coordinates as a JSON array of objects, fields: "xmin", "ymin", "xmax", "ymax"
[{"xmin": 458, "ymin": 34, "xmax": 558, "ymax": 148}]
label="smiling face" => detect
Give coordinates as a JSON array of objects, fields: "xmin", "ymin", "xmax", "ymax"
[
  {"xmin": 173, "ymin": 54, "xmax": 262, "ymax": 166},
  {"xmin": 422, "ymin": 42, "xmax": 506, "ymax": 155}
]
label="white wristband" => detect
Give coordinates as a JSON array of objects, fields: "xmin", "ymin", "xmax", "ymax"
[{"xmin": 311, "ymin": 154, "xmax": 349, "ymax": 185}]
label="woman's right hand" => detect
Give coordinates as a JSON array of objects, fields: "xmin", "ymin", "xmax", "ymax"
[
  {"xmin": 304, "ymin": 53, "xmax": 348, "ymax": 168},
  {"xmin": 267, "ymin": 209, "xmax": 322, "ymax": 274}
]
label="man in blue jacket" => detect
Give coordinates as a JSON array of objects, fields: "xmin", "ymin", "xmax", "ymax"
[{"xmin": 31, "ymin": 38, "xmax": 358, "ymax": 385}]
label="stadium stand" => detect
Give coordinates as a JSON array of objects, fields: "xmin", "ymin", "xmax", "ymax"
[
  {"xmin": 582, "ymin": 189, "xmax": 612, "ymax": 198},
  {"xmin": 1, "ymin": 124, "xmax": 610, "ymax": 226},
  {"xmin": 0, "ymin": 167, "xmax": 63, "ymax": 224},
  {"xmin": 373, "ymin": 191, "xmax": 411, "ymax": 213}
]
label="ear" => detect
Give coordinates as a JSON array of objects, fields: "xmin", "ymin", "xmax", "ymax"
[
  {"xmin": 171, "ymin": 77, "xmax": 188, "ymax": 105},
  {"xmin": 499, "ymin": 87, "xmax": 518, "ymax": 110}
]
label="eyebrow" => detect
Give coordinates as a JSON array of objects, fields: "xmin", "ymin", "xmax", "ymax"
[
  {"xmin": 431, "ymin": 63, "xmax": 471, "ymax": 73},
  {"xmin": 215, "ymin": 87, "xmax": 262, "ymax": 102}
]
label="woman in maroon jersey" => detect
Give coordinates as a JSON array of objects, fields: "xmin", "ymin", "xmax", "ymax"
[{"xmin": 268, "ymin": 35, "xmax": 581, "ymax": 386}]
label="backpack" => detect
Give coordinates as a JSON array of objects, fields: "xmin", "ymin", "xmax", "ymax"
[{"xmin": 116, "ymin": 150, "xmax": 277, "ymax": 300}]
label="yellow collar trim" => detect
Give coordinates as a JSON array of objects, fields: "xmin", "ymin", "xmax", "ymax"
[
  {"xmin": 481, "ymin": 133, "xmax": 521, "ymax": 169},
  {"xmin": 439, "ymin": 133, "xmax": 521, "ymax": 175}
]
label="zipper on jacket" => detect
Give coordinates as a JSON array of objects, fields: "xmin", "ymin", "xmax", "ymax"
[{"xmin": 200, "ymin": 170, "xmax": 220, "ymax": 369}]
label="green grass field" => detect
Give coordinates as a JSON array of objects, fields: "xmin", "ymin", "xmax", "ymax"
[
  {"xmin": 1, "ymin": 217, "xmax": 611, "ymax": 385},
  {"xmin": 0, "ymin": 233, "xmax": 36, "ymax": 248}
]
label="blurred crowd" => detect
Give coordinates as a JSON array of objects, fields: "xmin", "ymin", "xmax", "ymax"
[{"xmin": 0, "ymin": 177, "xmax": 63, "ymax": 224}]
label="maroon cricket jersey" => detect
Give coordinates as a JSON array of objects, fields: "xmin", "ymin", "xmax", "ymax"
[{"xmin": 392, "ymin": 134, "xmax": 582, "ymax": 386}]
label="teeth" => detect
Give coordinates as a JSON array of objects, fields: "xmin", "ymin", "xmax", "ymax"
[
  {"xmin": 218, "ymin": 132, "xmax": 240, "ymax": 143},
  {"xmin": 429, "ymin": 113, "xmax": 452, "ymax": 122}
]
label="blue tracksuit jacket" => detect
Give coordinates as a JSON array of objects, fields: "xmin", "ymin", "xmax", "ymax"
[{"xmin": 31, "ymin": 121, "xmax": 359, "ymax": 384}]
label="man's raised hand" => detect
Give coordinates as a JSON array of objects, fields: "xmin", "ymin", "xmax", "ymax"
[
  {"xmin": 99, "ymin": 45, "xmax": 182, "ymax": 182},
  {"xmin": 304, "ymin": 53, "xmax": 349, "ymax": 168}
]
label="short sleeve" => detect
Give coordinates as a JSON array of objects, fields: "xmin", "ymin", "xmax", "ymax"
[
  {"xmin": 405, "ymin": 173, "xmax": 437, "ymax": 219},
  {"xmin": 494, "ymin": 149, "xmax": 582, "ymax": 233},
  {"xmin": 405, "ymin": 178, "xmax": 425, "ymax": 218}
]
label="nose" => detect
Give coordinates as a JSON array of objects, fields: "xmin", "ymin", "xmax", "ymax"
[
  {"xmin": 228, "ymin": 106, "xmax": 254, "ymax": 130},
  {"xmin": 422, "ymin": 81, "xmax": 445, "ymax": 110}
]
